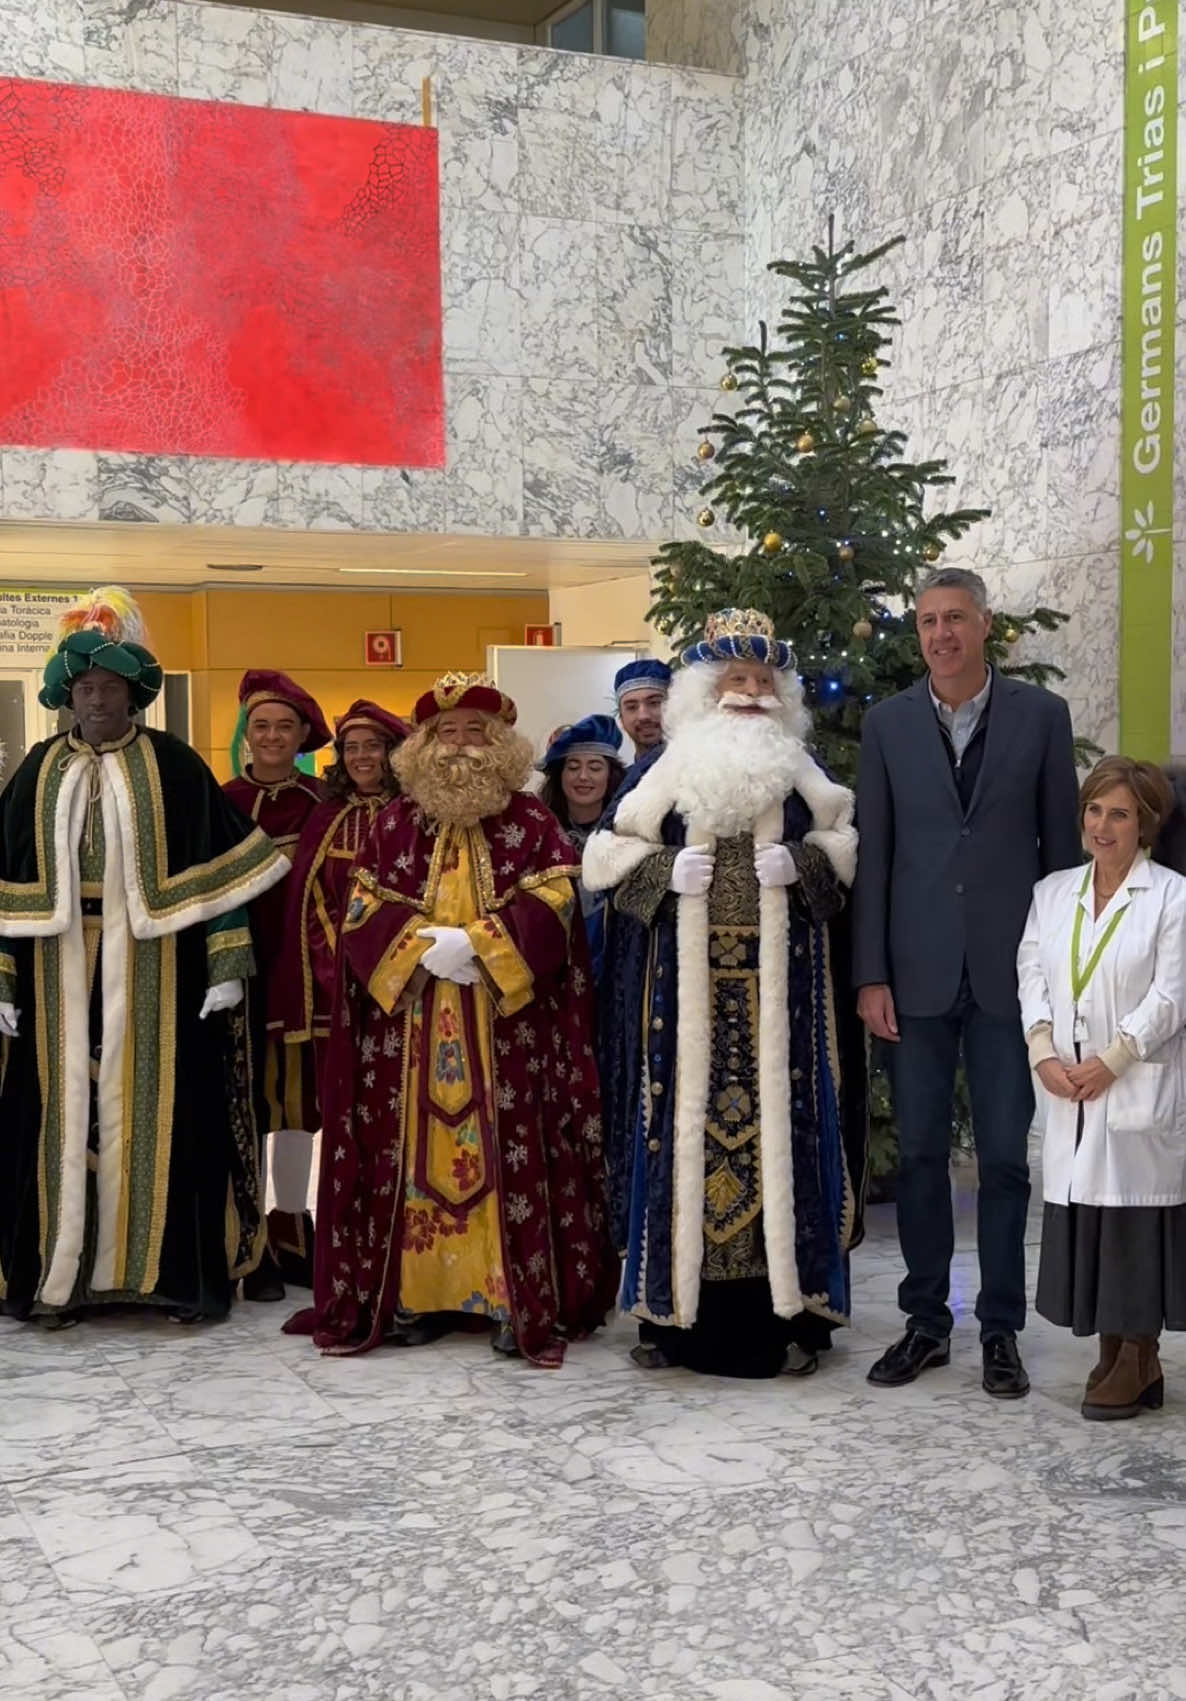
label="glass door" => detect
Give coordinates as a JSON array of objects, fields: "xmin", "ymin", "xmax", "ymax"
[{"xmin": 0, "ymin": 671, "xmax": 52, "ymax": 785}]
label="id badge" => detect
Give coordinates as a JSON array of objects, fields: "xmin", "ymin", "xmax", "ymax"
[{"xmin": 1073, "ymin": 1009, "xmax": 1089, "ymax": 1045}]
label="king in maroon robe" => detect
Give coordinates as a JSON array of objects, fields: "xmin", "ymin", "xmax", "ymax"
[{"xmin": 293, "ymin": 671, "xmax": 618, "ymax": 1366}]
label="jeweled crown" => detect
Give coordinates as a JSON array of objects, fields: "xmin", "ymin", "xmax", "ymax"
[{"xmin": 704, "ymin": 608, "xmax": 776, "ymax": 643}]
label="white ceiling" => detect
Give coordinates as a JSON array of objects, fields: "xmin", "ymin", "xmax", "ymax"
[{"xmin": 0, "ymin": 521, "xmax": 656, "ymax": 594}]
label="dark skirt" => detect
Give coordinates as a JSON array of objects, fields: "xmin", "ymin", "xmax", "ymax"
[{"xmin": 1036, "ymin": 1201, "xmax": 1186, "ymax": 1337}]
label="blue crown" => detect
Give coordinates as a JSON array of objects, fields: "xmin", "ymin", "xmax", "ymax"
[{"xmin": 681, "ymin": 607, "xmax": 795, "ymax": 671}]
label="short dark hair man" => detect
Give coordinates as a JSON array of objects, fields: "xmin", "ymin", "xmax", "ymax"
[{"xmin": 853, "ymin": 567, "xmax": 1081, "ymax": 1398}]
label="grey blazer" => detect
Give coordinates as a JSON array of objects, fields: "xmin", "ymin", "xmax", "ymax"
[{"xmin": 852, "ymin": 673, "xmax": 1082, "ymax": 1020}]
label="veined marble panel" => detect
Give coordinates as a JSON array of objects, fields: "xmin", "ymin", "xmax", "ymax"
[
  {"xmin": 444, "ymin": 373, "xmax": 523, "ymax": 536},
  {"xmin": 522, "ymin": 378, "xmax": 601, "ymax": 539},
  {"xmin": 81, "ymin": 0, "xmax": 178, "ymax": 94},
  {"xmin": 0, "ymin": 449, "xmax": 99, "ymax": 523},
  {"xmin": 520, "ymin": 219, "xmax": 600, "ymax": 384},
  {"xmin": 596, "ymin": 224, "xmax": 672, "ymax": 388},
  {"xmin": 443, "ymin": 211, "xmax": 523, "ymax": 377},
  {"xmin": 0, "ymin": 0, "xmax": 86, "ymax": 80},
  {"xmin": 599, "ymin": 382, "xmax": 674, "ymax": 540}
]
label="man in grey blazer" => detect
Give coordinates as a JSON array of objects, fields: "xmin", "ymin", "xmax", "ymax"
[{"xmin": 853, "ymin": 567, "xmax": 1081, "ymax": 1397}]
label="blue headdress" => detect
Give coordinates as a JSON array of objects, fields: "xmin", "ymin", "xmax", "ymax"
[
  {"xmin": 539, "ymin": 714, "xmax": 624, "ymax": 771},
  {"xmin": 681, "ymin": 608, "xmax": 796, "ymax": 671},
  {"xmin": 613, "ymin": 658, "xmax": 672, "ymax": 704}
]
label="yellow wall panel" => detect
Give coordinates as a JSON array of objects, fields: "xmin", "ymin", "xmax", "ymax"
[{"xmin": 145, "ymin": 586, "xmax": 549, "ymax": 779}]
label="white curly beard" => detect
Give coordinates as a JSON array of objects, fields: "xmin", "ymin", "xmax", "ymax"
[{"xmin": 660, "ymin": 662, "xmax": 812, "ymax": 839}]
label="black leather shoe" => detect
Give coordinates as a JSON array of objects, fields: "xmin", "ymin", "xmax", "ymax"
[
  {"xmin": 867, "ymin": 1329, "xmax": 950, "ymax": 1386},
  {"xmin": 982, "ymin": 1334, "xmax": 1030, "ymax": 1399},
  {"xmin": 242, "ymin": 1251, "xmax": 286, "ymax": 1303}
]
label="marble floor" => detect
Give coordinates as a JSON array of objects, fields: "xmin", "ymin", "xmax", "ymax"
[{"xmin": 3, "ymin": 1158, "xmax": 1186, "ymax": 1701}]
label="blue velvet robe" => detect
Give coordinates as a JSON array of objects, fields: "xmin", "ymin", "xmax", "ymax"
[{"xmin": 597, "ymin": 776, "xmax": 867, "ymax": 1332}]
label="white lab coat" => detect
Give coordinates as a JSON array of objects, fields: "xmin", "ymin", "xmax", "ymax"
[{"xmin": 1017, "ymin": 857, "xmax": 1186, "ymax": 1207}]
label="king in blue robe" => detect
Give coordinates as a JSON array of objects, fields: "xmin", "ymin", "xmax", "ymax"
[{"xmin": 584, "ymin": 610, "xmax": 868, "ymax": 1378}]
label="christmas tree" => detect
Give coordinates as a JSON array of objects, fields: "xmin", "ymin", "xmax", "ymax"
[{"xmin": 649, "ymin": 223, "xmax": 1084, "ymax": 785}]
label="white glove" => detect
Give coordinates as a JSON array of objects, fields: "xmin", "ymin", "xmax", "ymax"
[
  {"xmin": 200, "ymin": 980, "xmax": 245, "ymax": 1020},
  {"xmin": 670, "ymin": 846, "xmax": 714, "ymax": 896},
  {"xmin": 0, "ymin": 1002, "xmax": 19, "ymax": 1039},
  {"xmin": 417, "ymin": 926, "xmax": 480, "ymax": 985},
  {"xmin": 754, "ymin": 843, "xmax": 799, "ymax": 888}
]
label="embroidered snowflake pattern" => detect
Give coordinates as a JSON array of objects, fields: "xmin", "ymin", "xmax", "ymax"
[
  {"xmin": 499, "ymin": 822, "xmax": 527, "ymax": 850},
  {"xmin": 383, "ymin": 1029, "xmax": 399, "ymax": 1058},
  {"xmin": 527, "ymin": 1251, "xmax": 546, "ymax": 1279},
  {"xmin": 396, "ymin": 850, "xmax": 415, "ymax": 872},
  {"xmin": 363, "ymin": 1069, "xmax": 376, "ymax": 1090},
  {"xmin": 506, "ymin": 1193, "xmax": 532, "ymax": 1224},
  {"xmin": 506, "ymin": 1141, "xmax": 529, "ymax": 1171},
  {"xmin": 571, "ymin": 968, "xmax": 587, "ymax": 995},
  {"xmin": 496, "ymin": 1082, "xmax": 517, "ymax": 1110},
  {"xmin": 500, "ymin": 860, "xmax": 516, "ymax": 876},
  {"xmin": 361, "ymin": 1036, "xmax": 378, "ymax": 1062}
]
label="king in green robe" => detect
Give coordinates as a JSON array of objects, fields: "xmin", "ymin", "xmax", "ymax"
[{"xmin": 0, "ymin": 588, "xmax": 289, "ymax": 1324}]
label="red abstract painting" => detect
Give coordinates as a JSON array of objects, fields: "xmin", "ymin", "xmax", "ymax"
[{"xmin": 0, "ymin": 79, "xmax": 444, "ymax": 467}]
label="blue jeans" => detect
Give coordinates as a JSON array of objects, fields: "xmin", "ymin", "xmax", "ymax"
[{"xmin": 888, "ymin": 979, "xmax": 1033, "ymax": 1340}]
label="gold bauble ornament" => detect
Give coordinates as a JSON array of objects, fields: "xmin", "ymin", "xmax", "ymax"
[
  {"xmin": 697, "ymin": 507, "xmax": 716, "ymax": 528},
  {"xmin": 861, "ymin": 356, "xmax": 879, "ymax": 377},
  {"xmin": 833, "ymin": 395, "xmax": 852, "ymax": 415},
  {"xmin": 1004, "ymin": 625, "xmax": 1020, "ymax": 645},
  {"xmin": 838, "ymin": 543, "xmax": 855, "ymax": 562},
  {"xmin": 856, "ymin": 417, "xmax": 878, "ymax": 439},
  {"xmin": 796, "ymin": 430, "xmax": 816, "ymax": 454},
  {"xmin": 924, "ymin": 543, "xmax": 942, "ymax": 562},
  {"xmin": 720, "ymin": 372, "xmax": 739, "ymax": 392},
  {"xmin": 696, "ymin": 439, "xmax": 716, "ymax": 461},
  {"xmin": 762, "ymin": 530, "xmax": 783, "ymax": 554},
  {"xmin": 852, "ymin": 618, "xmax": 874, "ymax": 640}
]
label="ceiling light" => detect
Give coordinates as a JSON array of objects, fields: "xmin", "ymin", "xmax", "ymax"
[
  {"xmin": 337, "ymin": 567, "xmax": 528, "ymax": 578},
  {"xmin": 207, "ymin": 562, "xmax": 265, "ymax": 572}
]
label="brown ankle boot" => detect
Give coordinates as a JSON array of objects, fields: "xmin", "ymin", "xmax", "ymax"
[
  {"xmin": 1081, "ymin": 1336, "xmax": 1163, "ymax": 1420},
  {"xmin": 1086, "ymin": 1334, "xmax": 1122, "ymax": 1391}
]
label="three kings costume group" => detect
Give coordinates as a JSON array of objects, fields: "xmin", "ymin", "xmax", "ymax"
[
  {"xmin": 293, "ymin": 671, "xmax": 618, "ymax": 1365},
  {"xmin": 585, "ymin": 609, "xmax": 869, "ymax": 1378},
  {"xmin": 0, "ymin": 591, "xmax": 289, "ymax": 1322}
]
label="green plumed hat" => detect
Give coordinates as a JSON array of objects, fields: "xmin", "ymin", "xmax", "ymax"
[{"xmin": 39, "ymin": 586, "xmax": 164, "ymax": 712}]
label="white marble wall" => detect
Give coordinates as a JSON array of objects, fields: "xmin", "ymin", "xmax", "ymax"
[
  {"xmin": 647, "ymin": 0, "xmax": 744, "ymax": 77},
  {"xmin": 744, "ymin": 0, "xmax": 1144, "ymax": 757},
  {"xmin": 0, "ymin": 0, "xmax": 744, "ymax": 544}
]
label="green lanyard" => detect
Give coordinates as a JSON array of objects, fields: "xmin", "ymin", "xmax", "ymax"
[{"xmin": 1070, "ymin": 866, "xmax": 1129, "ymax": 1007}]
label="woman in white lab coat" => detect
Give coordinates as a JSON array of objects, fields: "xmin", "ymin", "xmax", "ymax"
[{"xmin": 1018, "ymin": 756, "xmax": 1186, "ymax": 1421}]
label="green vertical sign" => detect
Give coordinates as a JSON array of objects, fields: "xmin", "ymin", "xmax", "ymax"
[{"xmin": 1120, "ymin": 0, "xmax": 1178, "ymax": 759}]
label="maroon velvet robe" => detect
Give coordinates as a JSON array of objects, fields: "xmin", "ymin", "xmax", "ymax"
[
  {"xmin": 302, "ymin": 790, "xmax": 618, "ymax": 1365},
  {"xmin": 272, "ymin": 793, "xmax": 389, "ymax": 1059},
  {"xmin": 223, "ymin": 770, "xmax": 324, "ymax": 1133}
]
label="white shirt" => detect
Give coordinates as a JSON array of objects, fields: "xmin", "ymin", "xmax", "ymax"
[{"xmin": 929, "ymin": 668, "xmax": 992, "ymax": 763}]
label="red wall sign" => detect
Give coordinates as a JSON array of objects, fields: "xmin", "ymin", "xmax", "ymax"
[
  {"xmin": 364, "ymin": 630, "xmax": 402, "ymax": 667},
  {"xmin": 0, "ymin": 78, "xmax": 444, "ymax": 468}
]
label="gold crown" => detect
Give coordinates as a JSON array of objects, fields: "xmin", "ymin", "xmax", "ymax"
[
  {"xmin": 432, "ymin": 670, "xmax": 496, "ymax": 707},
  {"xmin": 704, "ymin": 608, "xmax": 775, "ymax": 643}
]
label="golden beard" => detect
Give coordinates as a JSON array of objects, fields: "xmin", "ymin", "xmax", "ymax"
[{"xmin": 394, "ymin": 721, "xmax": 535, "ymax": 826}]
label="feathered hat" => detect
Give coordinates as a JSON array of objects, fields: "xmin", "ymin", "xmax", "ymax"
[
  {"xmin": 39, "ymin": 586, "xmax": 163, "ymax": 711},
  {"xmin": 681, "ymin": 608, "xmax": 796, "ymax": 672}
]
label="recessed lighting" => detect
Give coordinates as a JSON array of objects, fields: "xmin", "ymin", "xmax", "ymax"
[
  {"xmin": 207, "ymin": 562, "xmax": 265, "ymax": 572},
  {"xmin": 337, "ymin": 567, "xmax": 528, "ymax": 578}
]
